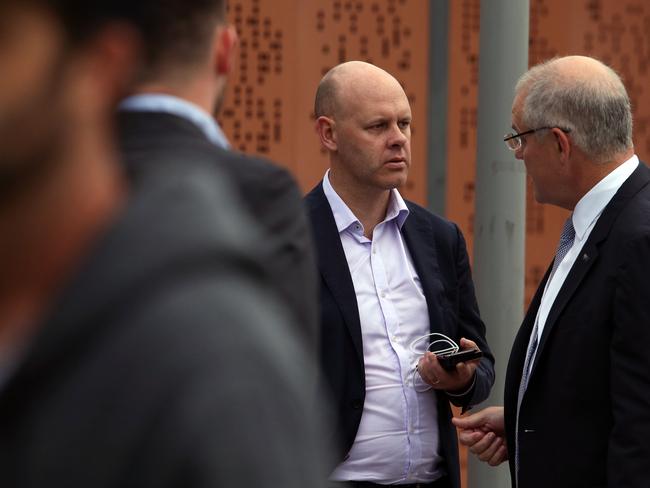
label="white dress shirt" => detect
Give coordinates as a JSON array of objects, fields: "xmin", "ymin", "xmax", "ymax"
[
  {"xmin": 324, "ymin": 172, "xmax": 444, "ymax": 484},
  {"xmin": 531, "ymin": 155, "xmax": 639, "ymax": 355}
]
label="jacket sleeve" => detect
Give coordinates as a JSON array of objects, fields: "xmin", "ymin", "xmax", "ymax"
[{"xmin": 444, "ymin": 224, "xmax": 495, "ymax": 410}]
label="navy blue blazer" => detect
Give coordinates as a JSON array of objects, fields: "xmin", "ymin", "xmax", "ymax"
[
  {"xmin": 504, "ymin": 162, "xmax": 650, "ymax": 487},
  {"xmin": 305, "ymin": 182, "xmax": 494, "ymax": 488}
]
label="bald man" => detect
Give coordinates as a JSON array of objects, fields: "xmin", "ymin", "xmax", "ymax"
[
  {"xmin": 454, "ymin": 56, "xmax": 650, "ymax": 488},
  {"xmin": 305, "ymin": 61, "xmax": 494, "ymax": 488}
]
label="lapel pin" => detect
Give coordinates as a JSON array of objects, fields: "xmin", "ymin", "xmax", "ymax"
[{"xmin": 582, "ymin": 253, "xmax": 589, "ymax": 261}]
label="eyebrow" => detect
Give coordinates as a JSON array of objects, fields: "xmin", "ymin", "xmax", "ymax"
[{"xmin": 366, "ymin": 115, "xmax": 411, "ymax": 124}]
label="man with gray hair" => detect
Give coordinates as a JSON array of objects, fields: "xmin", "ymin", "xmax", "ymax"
[{"xmin": 453, "ymin": 55, "xmax": 650, "ymax": 487}]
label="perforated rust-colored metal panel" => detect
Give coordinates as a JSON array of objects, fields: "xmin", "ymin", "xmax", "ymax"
[
  {"xmin": 447, "ymin": 0, "xmax": 650, "ymax": 307},
  {"xmin": 446, "ymin": 0, "xmax": 480, "ymax": 252},
  {"xmin": 219, "ymin": 0, "xmax": 430, "ymax": 204}
]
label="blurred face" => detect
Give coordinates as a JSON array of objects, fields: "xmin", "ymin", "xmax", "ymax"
[
  {"xmin": 0, "ymin": 4, "xmax": 68, "ymax": 200},
  {"xmin": 331, "ymin": 74, "xmax": 412, "ymax": 193},
  {"xmin": 511, "ymin": 93, "xmax": 562, "ymax": 205}
]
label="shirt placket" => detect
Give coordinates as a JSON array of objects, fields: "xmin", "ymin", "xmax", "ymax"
[{"xmin": 370, "ymin": 225, "xmax": 418, "ymax": 478}]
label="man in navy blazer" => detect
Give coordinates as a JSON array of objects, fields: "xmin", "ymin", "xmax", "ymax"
[
  {"xmin": 454, "ymin": 56, "xmax": 650, "ymax": 488},
  {"xmin": 305, "ymin": 61, "xmax": 494, "ymax": 488}
]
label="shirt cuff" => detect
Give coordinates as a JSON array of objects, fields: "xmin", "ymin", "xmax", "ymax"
[{"xmin": 445, "ymin": 372, "xmax": 476, "ymax": 397}]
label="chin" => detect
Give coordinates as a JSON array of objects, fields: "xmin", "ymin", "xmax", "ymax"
[
  {"xmin": 532, "ymin": 186, "xmax": 550, "ymax": 205},
  {"xmin": 384, "ymin": 176, "xmax": 408, "ymax": 190}
]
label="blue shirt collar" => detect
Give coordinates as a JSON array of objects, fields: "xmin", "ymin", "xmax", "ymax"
[{"xmin": 119, "ymin": 94, "xmax": 230, "ymax": 149}]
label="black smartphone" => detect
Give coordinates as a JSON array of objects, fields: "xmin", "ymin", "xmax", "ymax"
[{"xmin": 437, "ymin": 348, "xmax": 483, "ymax": 371}]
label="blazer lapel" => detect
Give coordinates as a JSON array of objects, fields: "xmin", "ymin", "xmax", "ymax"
[
  {"xmin": 306, "ymin": 184, "xmax": 364, "ymax": 365},
  {"xmin": 510, "ymin": 264, "xmax": 551, "ymax": 378},
  {"xmin": 401, "ymin": 204, "xmax": 447, "ymax": 337},
  {"xmin": 531, "ymin": 163, "xmax": 650, "ymax": 377}
]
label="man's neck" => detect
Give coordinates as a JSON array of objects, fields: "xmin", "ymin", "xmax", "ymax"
[
  {"xmin": 328, "ymin": 172, "xmax": 391, "ymax": 239},
  {"xmin": 0, "ymin": 132, "xmax": 126, "ymax": 351},
  {"xmin": 567, "ymin": 148, "xmax": 635, "ymax": 209}
]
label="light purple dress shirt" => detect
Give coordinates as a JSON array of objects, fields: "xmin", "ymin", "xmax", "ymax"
[{"xmin": 323, "ymin": 172, "xmax": 444, "ymax": 484}]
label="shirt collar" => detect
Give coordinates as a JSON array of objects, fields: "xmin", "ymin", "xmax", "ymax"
[
  {"xmin": 322, "ymin": 170, "xmax": 409, "ymax": 235},
  {"xmin": 118, "ymin": 94, "xmax": 230, "ymax": 149},
  {"xmin": 572, "ymin": 154, "xmax": 639, "ymax": 241}
]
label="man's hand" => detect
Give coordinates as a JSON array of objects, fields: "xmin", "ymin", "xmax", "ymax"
[
  {"xmin": 416, "ymin": 338, "xmax": 480, "ymax": 393},
  {"xmin": 452, "ymin": 406, "xmax": 508, "ymax": 466}
]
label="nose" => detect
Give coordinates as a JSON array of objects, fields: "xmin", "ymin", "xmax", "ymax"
[
  {"xmin": 388, "ymin": 123, "xmax": 408, "ymax": 147},
  {"xmin": 514, "ymin": 145, "xmax": 524, "ymax": 160}
]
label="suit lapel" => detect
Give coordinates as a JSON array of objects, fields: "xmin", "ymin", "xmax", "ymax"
[
  {"xmin": 306, "ymin": 184, "xmax": 364, "ymax": 364},
  {"xmin": 530, "ymin": 163, "xmax": 650, "ymax": 378},
  {"xmin": 401, "ymin": 204, "xmax": 447, "ymax": 337},
  {"xmin": 511, "ymin": 264, "xmax": 551, "ymax": 375}
]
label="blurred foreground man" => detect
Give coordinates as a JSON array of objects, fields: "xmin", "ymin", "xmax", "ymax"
[
  {"xmin": 454, "ymin": 56, "xmax": 650, "ymax": 488},
  {"xmin": 0, "ymin": 1, "xmax": 328, "ymax": 486},
  {"xmin": 117, "ymin": 0, "xmax": 318, "ymax": 350},
  {"xmin": 306, "ymin": 61, "xmax": 494, "ymax": 488}
]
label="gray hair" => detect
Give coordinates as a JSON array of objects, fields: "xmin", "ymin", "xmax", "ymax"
[{"xmin": 515, "ymin": 57, "xmax": 633, "ymax": 163}]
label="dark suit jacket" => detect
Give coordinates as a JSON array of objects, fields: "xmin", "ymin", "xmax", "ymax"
[
  {"xmin": 0, "ymin": 164, "xmax": 330, "ymax": 487},
  {"xmin": 118, "ymin": 110, "xmax": 318, "ymax": 350},
  {"xmin": 305, "ymin": 182, "xmax": 494, "ymax": 488},
  {"xmin": 504, "ymin": 162, "xmax": 650, "ymax": 488}
]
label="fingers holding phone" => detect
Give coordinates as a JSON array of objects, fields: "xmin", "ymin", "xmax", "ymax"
[{"xmin": 416, "ymin": 337, "xmax": 482, "ymax": 392}]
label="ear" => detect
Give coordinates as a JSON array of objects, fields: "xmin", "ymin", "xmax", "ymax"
[
  {"xmin": 214, "ymin": 24, "xmax": 238, "ymax": 76},
  {"xmin": 315, "ymin": 116, "xmax": 338, "ymax": 151},
  {"xmin": 72, "ymin": 23, "xmax": 140, "ymax": 115},
  {"xmin": 552, "ymin": 127, "xmax": 572, "ymax": 163}
]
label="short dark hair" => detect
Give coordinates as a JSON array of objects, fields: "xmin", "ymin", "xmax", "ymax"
[
  {"xmin": 314, "ymin": 75, "xmax": 336, "ymax": 118},
  {"xmin": 9, "ymin": 0, "xmax": 143, "ymax": 44},
  {"xmin": 126, "ymin": 0, "xmax": 227, "ymax": 80},
  {"xmin": 314, "ymin": 67, "xmax": 344, "ymax": 118}
]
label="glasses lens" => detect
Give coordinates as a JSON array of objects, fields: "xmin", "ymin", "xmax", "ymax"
[{"xmin": 503, "ymin": 133, "xmax": 520, "ymax": 151}]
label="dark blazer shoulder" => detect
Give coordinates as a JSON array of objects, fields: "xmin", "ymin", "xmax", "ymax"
[
  {"xmin": 403, "ymin": 198, "xmax": 465, "ymax": 270},
  {"xmin": 304, "ymin": 181, "xmax": 327, "ymax": 208},
  {"xmin": 404, "ymin": 199, "xmax": 459, "ymax": 235},
  {"xmin": 216, "ymin": 147, "xmax": 300, "ymax": 200}
]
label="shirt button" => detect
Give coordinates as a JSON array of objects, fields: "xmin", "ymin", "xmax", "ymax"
[
  {"xmin": 392, "ymin": 335, "xmax": 399, "ymax": 343},
  {"xmin": 380, "ymin": 291, "xmax": 387, "ymax": 298}
]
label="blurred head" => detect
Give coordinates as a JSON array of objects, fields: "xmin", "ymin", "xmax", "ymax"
[
  {"xmin": 0, "ymin": 0, "xmax": 139, "ymax": 201},
  {"xmin": 315, "ymin": 61, "xmax": 412, "ymax": 195},
  {"xmin": 511, "ymin": 55, "xmax": 633, "ymax": 207},
  {"xmin": 126, "ymin": 0, "xmax": 237, "ymax": 114}
]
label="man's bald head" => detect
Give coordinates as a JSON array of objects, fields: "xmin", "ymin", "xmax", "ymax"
[
  {"xmin": 314, "ymin": 61, "xmax": 405, "ymax": 120},
  {"xmin": 515, "ymin": 55, "xmax": 633, "ymax": 163}
]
